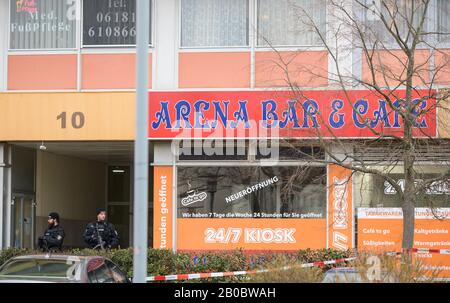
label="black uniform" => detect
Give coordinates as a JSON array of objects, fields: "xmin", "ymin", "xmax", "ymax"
[
  {"xmin": 38, "ymin": 225, "xmax": 65, "ymax": 251},
  {"xmin": 83, "ymin": 221, "xmax": 119, "ymax": 249}
]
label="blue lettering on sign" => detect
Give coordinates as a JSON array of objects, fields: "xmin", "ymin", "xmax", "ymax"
[
  {"xmin": 353, "ymin": 99, "xmax": 369, "ymax": 128},
  {"xmin": 391, "ymin": 99, "xmax": 402, "ymax": 128},
  {"xmin": 194, "ymin": 100, "xmax": 210, "ymax": 128},
  {"xmin": 175, "ymin": 100, "xmax": 192, "ymax": 128},
  {"xmin": 150, "ymin": 96, "xmax": 430, "ymax": 132},
  {"xmin": 151, "ymin": 101, "xmax": 172, "ymax": 129},
  {"xmin": 329, "ymin": 99, "xmax": 345, "ymax": 129},
  {"xmin": 230, "ymin": 100, "xmax": 250, "ymax": 129},
  {"xmin": 211, "ymin": 101, "xmax": 229, "ymax": 128},
  {"xmin": 302, "ymin": 99, "xmax": 319, "ymax": 128},
  {"xmin": 280, "ymin": 100, "xmax": 301, "ymax": 129},
  {"xmin": 412, "ymin": 98, "xmax": 428, "ymax": 128},
  {"xmin": 261, "ymin": 99, "xmax": 279, "ymax": 128},
  {"xmin": 370, "ymin": 100, "xmax": 391, "ymax": 128}
]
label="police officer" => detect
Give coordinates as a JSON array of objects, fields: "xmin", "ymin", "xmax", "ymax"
[
  {"xmin": 38, "ymin": 212, "xmax": 65, "ymax": 252},
  {"xmin": 83, "ymin": 208, "xmax": 119, "ymax": 250}
]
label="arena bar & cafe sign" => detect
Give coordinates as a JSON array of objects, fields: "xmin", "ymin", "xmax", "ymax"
[
  {"xmin": 150, "ymin": 90, "xmax": 446, "ymax": 276},
  {"xmin": 149, "ymin": 90, "xmax": 437, "ymax": 139}
]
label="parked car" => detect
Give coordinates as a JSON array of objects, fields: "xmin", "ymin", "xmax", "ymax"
[
  {"xmin": 0, "ymin": 254, "xmax": 130, "ymax": 283},
  {"xmin": 322, "ymin": 267, "xmax": 397, "ymax": 283}
]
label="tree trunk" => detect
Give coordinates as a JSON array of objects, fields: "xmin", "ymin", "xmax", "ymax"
[
  {"xmin": 401, "ymin": 192, "xmax": 415, "ymax": 249},
  {"xmin": 402, "ymin": 131, "xmax": 415, "ymax": 249},
  {"xmin": 402, "ymin": 50, "xmax": 416, "ymax": 250}
]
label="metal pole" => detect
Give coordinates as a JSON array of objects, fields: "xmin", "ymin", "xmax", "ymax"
[
  {"xmin": 0, "ymin": 144, "xmax": 4, "ymax": 249},
  {"xmin": 133, "ymin": 0, "xmax": 149, "ymax": 283}
]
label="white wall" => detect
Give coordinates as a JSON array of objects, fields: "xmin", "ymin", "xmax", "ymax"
[{"xmin": 36, "ymin": 151, "xmax": 106, "ymax": 247}]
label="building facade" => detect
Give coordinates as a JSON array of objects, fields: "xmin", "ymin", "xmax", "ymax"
[{"xmin": 0, "ymin": 0, "xmax": 449, "ymax": 276}]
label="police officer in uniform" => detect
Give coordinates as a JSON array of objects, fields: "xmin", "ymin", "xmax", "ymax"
[
  {"xmin": 38, "ymin": 212, "xmax": 65, "ymax": 252},
  {"xmin": 83, "ymin": 208, "xmax": 119, "ymax": 250}
]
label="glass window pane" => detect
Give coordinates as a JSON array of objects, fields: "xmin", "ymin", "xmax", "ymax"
[
  {"xmin": 181, "ymin": 0, "xmax": 249, "ymax": 47},
  {"xmin": 437, "ymin": 0, "xmax": 450, "ymax": 42},
  {"xmin": 83, "ymin": 0, "xmax": 152, "ymax": 46},
  {"xmin": 9, "ymin": 0, "xmax": 76, "ymax": 49},
  {"xmin": 178, "ymin": 140, "xmax": 248, "ymax": 161},
  {"xmin": 0, "ymin": 259, "xmax": 77, "ymax": 277},
  {"xmin": 354, "ymin": 168, "xmax": 450, "ymax": 208},
  {"xmin": 106, "ymin": 260, "xmax": 128, "ymax": 283},
  {"xmin": 177, "ymin": 166, "xmax": 326, "ymax": 218},
  {"xmin": 361, "ymin": 0, "xmax": 428, "ymax": 45},
  {"xmin": 108, "ymin": 166, "xmax": 130, "ymax": 202},
  {"xmin": 257, "ymin": 0, "xmax": 326, "ymax": 46},
  {"xmin": 107, "ymin": 204, "xmax": 129, "ymax": 248}
]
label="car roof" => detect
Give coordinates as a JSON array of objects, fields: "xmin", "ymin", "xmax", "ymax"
[
  {"xmin": 325, "ymin": 267, "xmax": 359, "ymax": 273},
  {"xmin": 9, "ymin": 254, "xmax": 105, "ymax": 261},
  {"xmin": 0, "ymin": 279, "xmax": 56, "ymax": 283}
]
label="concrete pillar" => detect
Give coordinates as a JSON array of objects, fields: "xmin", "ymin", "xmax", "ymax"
[
  {"xmin": 0, "ymin": 144, "xmax": 12, "ymax": 248},
  {"xmin": 152, "ymin": 0, "xmax": 179, "ymax": 251},
  {"xmin": 326, "ymin": 0, "xmax": 355, "ymax": 88},
  {"xmin": 153, "ymin": 0, "xmax": 178, "ymax": 89}
]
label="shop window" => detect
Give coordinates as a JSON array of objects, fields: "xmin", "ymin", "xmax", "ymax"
[
  {"xmin": 257, "ymin": 0, "xmax": 326, "ymax": 46},
  {"xmin": 437, "ymin": 0, "xmax": 450, "ymax": 42},
  {"xmin": 177, "ymin": 166, "xmax": 326, "ymax": 218},
  {"xmin": 181, "ymin": 0, "xmax": 249, "ymax": 47},
  {"xmin": 83, "ymin": 0, "xmax": 152, "ymax": 47},
  {"xmin": 256, "ymin": 144, "xmax": 324, "ymax": 160},
  {"xmin": 354, "ymin": 168, "xmax": 450, "ymax": 208},
  {"xmin": 9, "ymin": 0, "xmax": 77, "ymax": 50},
  {"xmin": 178, "ymin": 140, "xmax": 248, "ymax": 161}
]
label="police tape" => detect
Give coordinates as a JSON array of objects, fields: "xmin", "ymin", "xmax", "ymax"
[
  {"xmin": 387, "ymin": 248, "xmax": 450, "ymax": 256},
  {"xmin": 146, "ymin": 257, "xmax": 357, "ymax": 282}
]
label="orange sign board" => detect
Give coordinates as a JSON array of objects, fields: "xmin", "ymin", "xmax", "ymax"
[
  {"xmin": 177, "ymin": 218, "xmax": 326, "ymax": 251},
  {"xmin": 327, "ymin": 164, "xmax": 353, "ymax": 250},
  {"xmin": 0, "ymin": 92, "xmax": 135, "ymax": 140},
  {"xmin": 357, "ymin": 208, "xmax": 450, "ymax": 278},
  {"xmin": 153, "ymin": 166, "xmax": 173, "ymax": 250}
]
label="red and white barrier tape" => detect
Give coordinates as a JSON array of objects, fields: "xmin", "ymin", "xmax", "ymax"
[
  {"xmin": 387, "ymin": 248, "xmax": 450, "ymax": 256},
  {"xmin": 146, "ymin": 257, "xmax": 356, "ymax": 282}
]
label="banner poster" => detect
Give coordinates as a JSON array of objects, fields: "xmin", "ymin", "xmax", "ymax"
[{"xmin": 358, "ymin": 208, "xmax": 450, "ymax": 278}]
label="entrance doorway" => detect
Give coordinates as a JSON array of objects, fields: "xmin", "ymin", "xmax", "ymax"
[
  {"xmin": 11, "ymin": 194, "xmax": 36, "ymax": 249},
  {"xmin": 107, "ymin": 165, "xmax": 131, "ymax": 248}
]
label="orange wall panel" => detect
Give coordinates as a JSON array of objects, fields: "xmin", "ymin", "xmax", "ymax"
[
  {"xmin": 361, "ymin": 50, "xmax": 430, "ymax": 87},
  {"xmin": 179, "ymin": 52, "xmax": 250, "ymax": 88},
  {"xmin": 82, "ymin": 53, "xmax": 152, "ymax": 89},
  {"xmin": 327, "ymin": 164, "xmax": 353, "ymax": 250},
  {"xmin": 8, "ymin": 55, "xmax": 77, "ymax": 90},
  {"xmin": 435, "ymin": 49, "xmax": 450, "ymax": 85},
  {"xmin": 153, "ymin": 166, "xmax": 173, "ymax": 250},
  {"xmin": 0, "ymin": 92, "xmax": 135, "ymax": 141},
  {"xmin": 255, "ymin": 51, "xmax": 328, "ymax": 88}
]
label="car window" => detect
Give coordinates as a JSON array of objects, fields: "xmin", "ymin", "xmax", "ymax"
[
  {"xmin": 87, "ymin": 259, "xmax": 115, "ymax": 283},
  {"xmin": 323, "ymin": 272, "xmax": 363, "ymax": 283},
  {"xmin": 106, "ymin": 260, "xmax": 129, "ymax": 283},
  {"xmin": 0, "ymin": 259, "xmax": 78, "ymax": 279}
]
